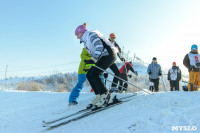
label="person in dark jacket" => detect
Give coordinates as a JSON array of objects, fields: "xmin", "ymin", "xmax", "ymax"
[
  {"xmin": 183, "ymin": 44, "xmax": 200, "ymax": 91},
  {"xmin": 117, "ymin": 62, "xmax": 138, "ymax": 92},
  {"xmin": 168, "ymin": 62, "xmax": 182, "ymax": 91},
  {"xmin": 147, "ymin": 57, "xmax": 162, "ymax": 92},
  {"xmin": 108, "ymin": 33, "xmax": 125, "ymax": 91}
]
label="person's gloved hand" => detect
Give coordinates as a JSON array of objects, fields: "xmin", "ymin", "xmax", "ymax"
[
  {"xmin": 189, "ymin": 65, "xmax": 195, "ymax": 70},
  {"xmin": 158, "ymin": 73, "xmax": 162, "ymax": 76},
  {"xmin": 104, "ymin": 73, "xmax": 108, "ymax": 79},
  {"xmin": 128, "ymin": 74, "xmax": 132, "ymax": 78},
  {"xmin": 148, "ymin": 72, "xmax": 152, "ymax": 75},
  {"xmin": 84, "ymin": 60, "xmax": 95, "ymax": 64},
  {"xmin": 196, "ymin": 63, "xmax": 200, "ymax": 67},
  {"xmin": 134, "ymin": 71, "xmax": 138, "ymax": 76},
  {"xmin": 120, "ymin": 57, "xmax": 125, "ymax": 61},
  {"xmin": 83, "ymin": 69, "xmax": 89, "ymax": 72},
  {"xmin": 117, "ymin": 53, "xmax": 125, "ymax": 62}
]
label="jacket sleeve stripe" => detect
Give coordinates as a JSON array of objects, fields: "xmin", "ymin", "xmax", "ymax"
[{"xmin": 90, "ymin": 33, "xmax": 98, "ymax": 42}]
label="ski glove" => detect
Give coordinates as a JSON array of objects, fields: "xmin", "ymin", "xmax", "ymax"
[
  {"xmin": 134, "ymin": 71, "xmax": 138, "ymax": 76},
  {"xmin": 148, "ymin": 72, "xmax": 152, "ymax": 75},
  {"xmin": 83, "ymin": 69, "xmax": 89, "ymax": 72},
  {"xmin": 120, "ymin": 57, "xmax": 125, "ymax": 61},
  {"xmin": 128, "ymin": 74, "xmax": 132, "ymax": 78},
  {"xmin": 158, "ymin": 73, "xmax": 162, "ymax": 76},
  {"xmin": 189, "ymin": 65, "xmax": 195, "ymax": 70},
  {"xmin": 103, "ymin": 73, "xmax": 108, "ymax": 79},
  {"xmin": 117, "ymin": 53, "xmax": 125, "ymax": 61},
  {"xmin": 84, "ymin": 60, "xmax": 95, "ymax": 64},
  {"xmin": 196, "ymin": 62, "xmax": 200, "ymax": 68}
]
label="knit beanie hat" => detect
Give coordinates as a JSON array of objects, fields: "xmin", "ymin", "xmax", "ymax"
[
  {"xmin": 75, "ymin": 25, "xmax": 87, "ymax": 35},
  {"xmin": 172, "ymin": 62, "xmax": 176, "ymax": 66},
  {"xmin": 152, "ymin": 57, "xmax": 157, "ymax": 60}
]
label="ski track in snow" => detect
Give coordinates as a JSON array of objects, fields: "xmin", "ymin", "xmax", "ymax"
[{"xmin": 0, "ymin": 90, "xmax": 200, "ymax": 133}]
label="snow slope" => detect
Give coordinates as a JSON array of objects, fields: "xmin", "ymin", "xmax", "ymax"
[{"xmin": 0, "ymin": 90, "xmax": 199, "ymax": 133}]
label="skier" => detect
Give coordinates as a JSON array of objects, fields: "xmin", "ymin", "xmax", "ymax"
[
  {"xmin": 68, "ymin": 23, "xmax": 90, "ymax": 106},
  {"xmin": 69, "ymin": 23, "xmax": 106, "ymax": 106},
  {"xmin": 118, "ymin": 62, "xmax": 138, "ymax": 92},
  {"xmin": 167, "ymin": 62, "xmax": 182, "ymax": 91},
  {"xmin": 108, "ymin": 33, "xmax": 125, "ymax": 92},
  {"xmin": 147, "ymin": 57, "xmax": 162, "ymax": 92},
  {"xmin": 68, "ymin": 48, "xmax": 91, "ymax": 106},
  {"xmin": 75, "ymin": 24, "xmax": 118, "ymax": 109},
  {"xmin": 183, "ymin": 44, "xmax": 200, "ymax": 91}
]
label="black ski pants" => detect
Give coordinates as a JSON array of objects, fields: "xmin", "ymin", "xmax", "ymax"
[
  {"xmin": 118, "ymin": 73, "xmax": 128, "ymax": 91},
  {"xmin": 170, "ymin": 80, "xmax": 179, "ymax": 91},
  {"xmin": 110, "ymin": 63, "xmax": 120, "ymax": 88},
  {"xmin": 86, "ymin": 45, "xmax": 116, "ymax": 95},
  {"xmin": 149, "ymin": 78, "xmax": 159, "ymax": 92}
]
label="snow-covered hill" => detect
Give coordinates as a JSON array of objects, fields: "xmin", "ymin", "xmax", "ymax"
[{"xmin": 0, "ymin": 90, "xmax": 199, "ymax": 133}]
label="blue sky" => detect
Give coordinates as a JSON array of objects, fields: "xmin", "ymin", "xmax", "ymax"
[{"xmin": 0, "ymin": 0, "xmax": 200, "ymax": 78}]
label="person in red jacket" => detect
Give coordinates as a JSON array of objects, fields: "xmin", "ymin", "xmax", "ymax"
[{"xmin": 110, "ymin": 62, "xmax": 138, "ymax": 92}]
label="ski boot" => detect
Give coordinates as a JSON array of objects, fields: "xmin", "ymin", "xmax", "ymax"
[
  {"xmin": 68, "ymin": 101, "xmax": 78, "ymax": 106},
  {"xmin": 86, "ymin": 94, "xmax": 101, "ymax": 109},
  {"xmin": 91, "ymin": 92, "xmax": 111, "ymax": 110}
]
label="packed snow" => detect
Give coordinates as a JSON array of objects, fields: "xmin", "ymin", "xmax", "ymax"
[{"xmin": 0, "ymin": 89, "xmax": 199, "ymax": 133}]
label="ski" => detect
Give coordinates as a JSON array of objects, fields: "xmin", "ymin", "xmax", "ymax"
[
  {"xmin": 42, "ymin": 93, "xmax": 136, "ymax": 126},
  {"xmin": 42, "ymin": 108, "xmax": 89, "ymax": 125},
  {"xmin": 44, "ymin": 98, "xmax": 132, "ymax": 130}
]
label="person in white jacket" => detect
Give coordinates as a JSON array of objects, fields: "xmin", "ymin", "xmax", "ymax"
[{"xmin": 75, "ymin": 24, "xmax": 118, "ymax": 109}]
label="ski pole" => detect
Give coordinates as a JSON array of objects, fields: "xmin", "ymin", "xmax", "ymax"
[
  {"xmin": 86, "ymin": 64, "xmax": 151, "ymax": 94},
  {"xmin": 100, "ymin": 77, "xmax": 137, "ymax": 94},
  {"xmin": 160, "ymin": 76, "xmax": 166, "ymax": 91},
  {"xmin": 192, "ymin": 69, "xmax": 195, "ymax": 91},
  {"xmin": 97, "ymin": 65, "xmax": 151, "ymax": 94}
]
